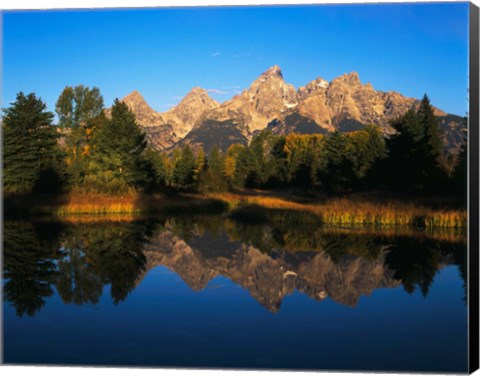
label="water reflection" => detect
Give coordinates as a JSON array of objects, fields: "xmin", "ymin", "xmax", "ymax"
[
  {"xmin": 3, "ymin": 222, "xmax": 61, "ymax": 316},
  {"xmin": 3, "ymin": 216, "xmax": 467, "ymax": 316}
]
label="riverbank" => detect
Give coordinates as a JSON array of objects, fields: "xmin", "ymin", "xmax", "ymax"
[
  {"xmin": 205, "ymin": 192, "xmax": 466, "ymax": 229},
  {"xmin": 4, "ymin": 190, "xmax": 466, "ymax": 229}
]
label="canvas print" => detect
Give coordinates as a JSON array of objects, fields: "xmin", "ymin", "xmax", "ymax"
[{"xmin": 1, "ymin": 1, "xmax": 478, "ymax": 373}]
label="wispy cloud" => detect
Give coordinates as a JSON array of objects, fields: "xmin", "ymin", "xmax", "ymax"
[
  {"xmin": 207, "ymin": 88, "xmax": 228, "ymax": 95},
  {"xmin": 211, "ymin": 52, "xmax": 221, "ymax": 57}
]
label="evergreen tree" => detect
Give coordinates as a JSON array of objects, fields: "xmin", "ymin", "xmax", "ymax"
[
  {"xmin": 143, "ymin": 148, "xmax": 168, "ymax": 191},
  {"xmin": 195, "ymin": 147, "xmax": 207, "ymax": 176},
  {"xmin": 87, "ymin": 99, "xmax": 147, "ymax": 192},
  {"xmin": 235, "ymin": 146, "xmax": 259, "ymax": 188},
  {"xmin": 350, "ymin": 124, "xmax": 386, "ymax": 180},
  {"xmin": 208, "ymin": 145, "xmax": 225, "ymax": 175},
  {"xmin": 249, "ymin": 132, "xmax": 270, "ymax": 186},
  {"xmin": 173, "ymin": 145, "xmax": 198, "ymax": 190},
  {"xmin": 452, "ymin": 144, "xmax": 467, "ymax": 199},
  {"xmin": 417, "ymin": 95, "xmax": 448, "ymax": 192},
  {"xmin": 268, "ymin": 135, "xmax": 289, "ymax": 187},
  {"xmin": 321, "ymin": 131, "xmax": 356, "ymax": 193},
  {"xmin": 199, "ymin": 146, "xmax": 228, "ymax": 192},
  {"xmin": 383, "ymin": 95, "xmax": 446, "ymax": 194},
  {"xmin": 382, "ymin": 110, "xmax": 423, "ymax": 192},
  {"xmin": 418, "ymin": 95, "xmax": 442, "ymax": 161},
  {"xmin": 3, "ymin": 92, "xmax": 65, "ymax": 194}
]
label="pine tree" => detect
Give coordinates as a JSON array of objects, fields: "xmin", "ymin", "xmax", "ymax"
[
  {"xmin": 351, "ymin": 124, "xmax": 386, "ymax": 179},
  {"xmin": 452, "ymin": 144, "xmax": 467, "ymax": 199},
  {"xmin": 173, "ymin": 145, "xmax": 198, "ymax": 190},
  {"xmin": 417, "ymin": 95, "xmax": 447, "ymax": 192},
  {"xmin": 208, "ymin": 145, "xmax": 225, "ymax": 175},
  {"xmin": 284, "ymin": 133, "xmax": 314, "ymax": 187},
  {"xmin": 268, "ymin": 136, "xmax": 289, "ymax": 187},
  {"xmin": 321, "ymin": 131, "xmax": 356, "ymax": 193},
  {"xmin": 418, "ymin": 95, "xmax": 442, "ymax": 161},
  {"xmin": 3, "ymin": 92, "xmax": 65, "ymax": 194},
  {"xmin": 383, "ymin": 110, "xmax": 423, "ymax": 192},
  {"xmin": 88, "ymin": 99, "xmax": 147, "ymax": 192},
  {"xmin": 235, "ymin": 146, "xmax": 259, "ymax": 188},
  {"xmin": 382, "ymin": 95, "xmax": 447, "ymax": 193},
  {"xmin": 199, "ymin": 146, "xmax": 228, "ymax": 192},
  {"xmin": 143, "ymin": 148, "xmax": 168, "ymax": 190}
]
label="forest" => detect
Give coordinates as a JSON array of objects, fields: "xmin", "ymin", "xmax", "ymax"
[{"xmin": 2, "ymin": 86, "xmax": 467, "ymax": 225}]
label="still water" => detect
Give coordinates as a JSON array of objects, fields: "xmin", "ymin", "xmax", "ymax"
[{"xmin": 2, "ymin": 216, "xmax": 468, "ymax": 372}]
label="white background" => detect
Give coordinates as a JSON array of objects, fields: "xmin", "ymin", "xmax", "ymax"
[{"xmin": 0, "ymin": 0, "xmax": 479, "ymax": 376}]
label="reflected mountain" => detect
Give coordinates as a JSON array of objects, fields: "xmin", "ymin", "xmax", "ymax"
[
  {"xmin": 2, "ymin": 217, "xmax": 467, "ymax": 316},
  {"xmin": 142, "ymin": 224, "xmax": 399, "ymax": 311}
]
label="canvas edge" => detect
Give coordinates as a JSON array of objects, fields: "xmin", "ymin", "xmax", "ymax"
[{"xmin": 469, "ymin": 1, "xmax": 480, "ymax": 374}]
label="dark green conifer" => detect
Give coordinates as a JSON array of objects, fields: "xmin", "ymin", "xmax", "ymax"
[{"xmin": 3, "ymin": 92, "xmax": 65, "ymax": 194}]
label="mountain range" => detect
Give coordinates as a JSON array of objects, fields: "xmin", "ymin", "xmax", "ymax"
[{"xmin": 119, "ymin": 65, "xmax": 466, "ymax": 153}]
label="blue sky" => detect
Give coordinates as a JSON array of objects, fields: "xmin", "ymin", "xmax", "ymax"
[{"xmin": 1, "ymin": 3, "xmax": 470, "ymax": 117}]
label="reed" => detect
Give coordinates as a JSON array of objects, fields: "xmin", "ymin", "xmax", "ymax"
[
  {"xmin": 55, "ymin": 191, "xmax": 140, "ymax": 215},
  {"xmin": 13, "ymin": 189, "xmax": 466, "ymax": 230},
  {"xmin": 53, "ymin": 191, "xmax": 228, "ymax": 217},
  {"xmin": 207, "ymin": 193, "xmax": 467, "ymax": 229}
]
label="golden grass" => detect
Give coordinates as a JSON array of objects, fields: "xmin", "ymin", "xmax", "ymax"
[
  {"xmin": 55, "ymin": 192, "xmax": 140, "ymax": 215},
  {"xmin": 52, "ymin": 191, "xmax": 227, "ymax": 217},
  {"xmin": 23, "ymin": 189, "xmax": 466, "ymax": 230},
  {"xmin": 206, "ymin": 192, "xmax": 467, "ymax": 229}
]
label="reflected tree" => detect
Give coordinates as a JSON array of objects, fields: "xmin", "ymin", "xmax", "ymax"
[
  {"xmin": 83, "ymin": 222, "xmax": 148, "ymax": 304},
  {"xmin": 385, "ymin": 239, "xmax": 442, "ymax": 296},
  {"xmin": 3, "ymin": 222, "xmax": 62, "ymax": 316},
  {"xmin": 56, "ymin": 245, "xmax": 104, "ymax": 306}
]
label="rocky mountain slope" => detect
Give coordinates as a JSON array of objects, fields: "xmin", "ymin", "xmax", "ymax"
[
  {"xmin": 118, "ymin": 66, "xmax": 466, "ymax": 153},
  {"xmin": 118, "ymin": 87, "xmax": 219, "ymax": 150}
]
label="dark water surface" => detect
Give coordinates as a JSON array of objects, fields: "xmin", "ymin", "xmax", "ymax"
[{"xmin": 2, "ymin": 216, "xmax": 468, "ymax": 372}]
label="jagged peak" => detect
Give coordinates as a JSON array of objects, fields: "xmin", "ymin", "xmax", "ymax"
[
  {"xmin": 261, "ymin": 65, "xmax": 284, "ymax": 79},
  {"xmin": 175, "ymin": 86, "xmax": 219, "ymax": 108},
  {"xmin": 248, "ymin": 65, "xmax": 286, "ymax": 93},
  {"xmin": 121, "ymin": 90, "xmax": 156, "ymax": 112},
  {"xmin": 334, "ymin": 71, "xmax": 361, "ymax": 84},
  {"xmin": 123, "ymin": 89, "xmax": 146, "ymax": 101},
  {"xmin": 185, "ymin": 86, "xmax": 209, "ymax": 97},
  {"xmin": 306, "ymin": 77, "xmax": 329, "ymax": 89}
]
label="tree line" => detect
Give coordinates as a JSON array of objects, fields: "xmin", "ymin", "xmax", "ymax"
[{"xmin": 2, "ymin": 86, "xmax": 467, "ymax": 198}]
